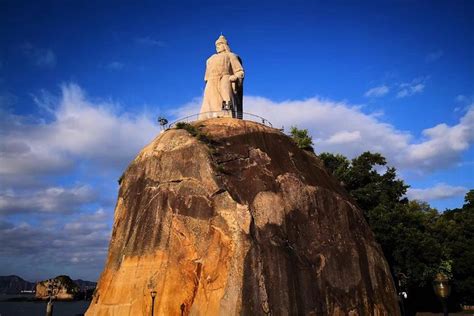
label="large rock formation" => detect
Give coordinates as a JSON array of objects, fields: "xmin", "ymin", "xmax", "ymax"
[
  {"xmin": 86, "ymin": 118, "xmax": 400, "ymax": 315},
  {"xmin": 35, "ymin": 275, "xmax": 79, "ymax": 300}
]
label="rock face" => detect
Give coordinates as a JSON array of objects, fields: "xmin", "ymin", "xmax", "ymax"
[
  {"xmin": 86, "ymin": 118, "xmax": 400, "ymax": 316},
  {"xmin": 35, "ymin": 275, "xmax": 79, "ymax": 300}
]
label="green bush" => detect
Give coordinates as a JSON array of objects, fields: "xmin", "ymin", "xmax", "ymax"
[
  {"xmin": 289, "ymin": 126, "xmax": 314, "ymax": 152},
  {"xmin": 175, "ymin": 122, "xmax": 210, "ymax": 143}
]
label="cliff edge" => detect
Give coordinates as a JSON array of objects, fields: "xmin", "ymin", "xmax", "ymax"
[{"xmin": 86, "ymin": 118, "xmax": 399, "ymax": 315}]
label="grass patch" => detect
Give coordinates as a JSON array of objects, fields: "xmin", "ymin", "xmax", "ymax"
[
  {"xmin": 175, "ymin": 122, "xmax": 211, "ymax": 143},
  {"xmin": 175, "ymin": 122, "xmax": 199, "ymax": 136}
]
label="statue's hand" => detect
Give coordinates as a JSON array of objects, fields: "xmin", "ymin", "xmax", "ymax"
[{"xmin": 229, "ymin": 75, "xmax": 238, "ymax": 82}]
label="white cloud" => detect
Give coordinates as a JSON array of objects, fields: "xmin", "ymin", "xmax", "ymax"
[
  {"xmin": 10, "ymin": 87, "xmax": 458, "ymax": 177},
  {"xmin": 167, "ymin": 97, "xmax": 202, "ymax": 120},
  {"xmin": 0, "ymin": 83, "xmax": 160, "ymax": 178},
  {"xmin": 456, "ymin": 94, "xmax": 474, "ymax": 105},
  {"xmin": 364, "ymin": 85, "xmax": 389, "ymax": 98},
  {"xmin": 237, "ymin": 97, "xmax": 412, "ymax": 165},
  {"xmin": 64, "ymin": 209, "xmax": 109, "ymax": 234},
  {"xmin": 425, "ymin": 50, "xmax": 444, "ymax": 63},
  {"xmin": 21, "ymin": 43, "xmax": 56, "ymax": 68},
  {"xmin": 326, "ymin": 131, "xmax": 361, "ymax": 144},
  {"xmin": 407, "ymin": 183, "xmax": 468, "ymax": 201},
  {"xmin": 174, "ymin": 96, "xmax": 474, "ymax": 173},
  {"xmin": 404, "ymin": 106, "xmax": 474, "ymax": 169},
  {"xmin": 396, "ymin": 78, "xmax": 426, "ymax": 98},
  {"xmin": 0, "ymin": 185, "xmax": 97, "ymax": 215}
]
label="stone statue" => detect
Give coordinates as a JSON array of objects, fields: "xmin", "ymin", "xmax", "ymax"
[{"xmin": 200, "ymin": 35, "xmax": 244, "ymax": 119}]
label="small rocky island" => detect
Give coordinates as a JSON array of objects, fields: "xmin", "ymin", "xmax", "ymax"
[
  {"xmin": 0, "ymin": 274, "xmax": 96, "ymax": 302},
  {"xmin": 35, "ymin": 275, "xmax": 80, "ymax": 300}
]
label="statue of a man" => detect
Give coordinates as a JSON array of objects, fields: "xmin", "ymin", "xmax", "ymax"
[{"xmin": 200, "ymin": 35, "xmax": 244, "ymax": 119}]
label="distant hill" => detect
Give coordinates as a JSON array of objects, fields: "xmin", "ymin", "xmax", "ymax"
[
  {"xmin": 73, "ymin": 279, "xmax": 97, "ymax": 291},
  {"xmin": 0, "ymin": 275, "xmax": 96, "ymax": 295},
  {"xmin": 0, "ymin": 275, "xmax": 35, "ymax": 294}
]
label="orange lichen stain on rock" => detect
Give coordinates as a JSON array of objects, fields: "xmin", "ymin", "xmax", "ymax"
[
  {"xmin": 86, "ymin": 251, "xmax": 167, "ymax": 316},
  {"xmin": 87, "ymin": 216, "xmax": 237, "ymax": 316},
  {"xmin": 154, "ymin": 217, "xmax": 234, "ymax": 316}
]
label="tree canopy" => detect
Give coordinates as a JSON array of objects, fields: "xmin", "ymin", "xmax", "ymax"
[
  {"xmin": 319, "ymin": 152, "xmax": 474, "ymax": 312},
  {"xmin": 289, "ymin": 126, "xmax": 314, "ymax": 152}
]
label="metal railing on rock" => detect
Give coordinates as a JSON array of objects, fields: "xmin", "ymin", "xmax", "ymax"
[{"xmin": 167, "ymin": 111, "xmax": 273, "ymax": 128}]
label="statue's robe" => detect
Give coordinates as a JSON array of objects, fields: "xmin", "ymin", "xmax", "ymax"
[{"xmin": 200, "ymin": 52, "xmax": 244, "ymax": 118}]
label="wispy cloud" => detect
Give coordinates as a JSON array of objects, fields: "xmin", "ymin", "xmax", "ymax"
[
  {"xmin": 396, "ymin": 78, "xmax": 426, "ymax": 98},
  {"xmin": 364, "ymin": 85, "xmax": 390, "ymax": 98},
  {"xmin": 405, "ymin": 106, "xmax": 474, "ymax": 169},
  {"xmin": 456, "ymin": 94, "xmax": 474, "ymax": 105},
  {"xmin": 425, "ymin": 50, "xmax": 444, "ymax": 63},
  {"xmin": 135, "ymin": 36, "xmax": 166, "ymax": 47},
  {"xmin": 0, "ymin": 83, "xmax": 159, "ymax": 180},
  {"xmin": 21, "ymin": 42, "xmax": 57, "ymax": 68},
  {"xmin": 104, "ymin": 61, "xmax": 124, "ymax": 71},
  {"xmin": 456, "ymin": 95, "xmax": 468, "ymax": 103},
  {"xmin": 407, "ymin": 183, "xmax": 468, "ymax": 202},
  {"xmin": 0, "ymin": 185, "xmax": 97, "ymax": 215}
]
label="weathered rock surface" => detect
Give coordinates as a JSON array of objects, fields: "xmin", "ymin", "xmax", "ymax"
[
  {"xmin": 35, "ymin": 275, "xmax": 79, "ymax": 300},
  {"xmin": 86, "ymin": 118, "xmax": 400, "ymax": 315}
]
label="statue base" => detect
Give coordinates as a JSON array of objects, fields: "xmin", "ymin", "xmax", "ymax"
[{"xmin": 199, "ymin": 110, "xmax": 233, "ymax": 120}]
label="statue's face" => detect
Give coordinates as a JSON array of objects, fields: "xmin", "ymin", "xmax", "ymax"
[{"xmin": 216, "ymin": 42, "xmax": 225, "ymax": 53}]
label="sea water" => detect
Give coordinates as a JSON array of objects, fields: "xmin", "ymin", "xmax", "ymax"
[{"xmin": 0, "ymin": 294, "xmax": 90, "ymax": 316}]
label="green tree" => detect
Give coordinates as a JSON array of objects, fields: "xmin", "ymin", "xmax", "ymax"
[
  {"xmin": 464, "ymin": 189, "xmax": 474, "ymax": 206},
  {"xmin": 318, "ymin": 153, "xmax": 349, "ymax": 182},
  {"xmin": 320, "ymin": 152, "xmax": 474, "ymax": 310},
  {"xmin": 319, "ymin": 151, "xmax": 408, "ymax": 212},
  {"xmin": 434, "ymin": 190, "xmax": 474, "ymax": 305},
  {"xmin": 289, "ymin": 126, "xmax": 314, "ymax": 152}
]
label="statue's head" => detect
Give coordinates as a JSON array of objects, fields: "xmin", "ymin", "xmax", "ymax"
[{"xmin": 215, "ymin": 35, "xmax": 231, "ymax": 53}]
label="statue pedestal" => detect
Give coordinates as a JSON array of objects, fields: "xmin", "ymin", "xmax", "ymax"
[{"xmin": 199, "ymin": 110, "xmax": 233, "ymax": 120}]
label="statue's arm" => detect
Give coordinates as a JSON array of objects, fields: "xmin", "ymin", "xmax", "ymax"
[{"xmin": 229, "ymin": 54, "xmax": 244, "ymax": 81}]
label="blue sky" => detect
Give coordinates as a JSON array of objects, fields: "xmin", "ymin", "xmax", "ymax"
[{"xmin": 0, "ymin": 1, "xmax": 473, "ymax": 281}]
